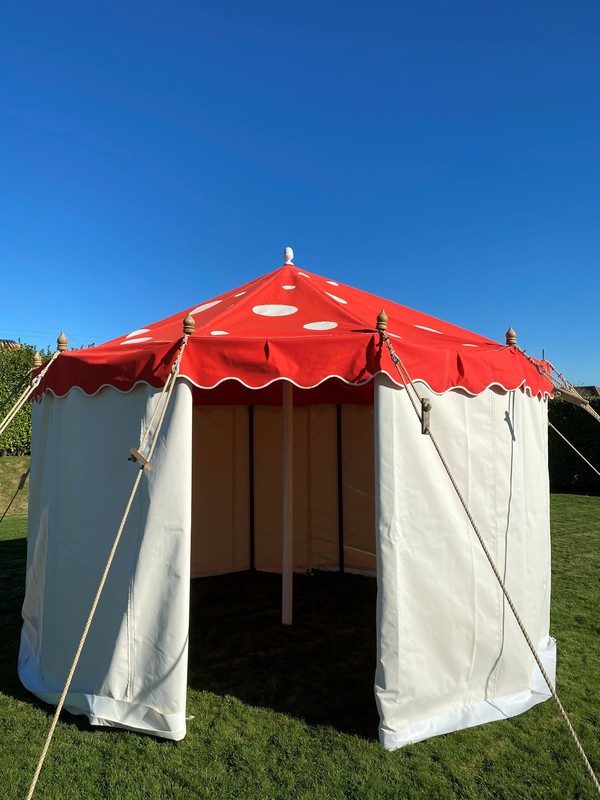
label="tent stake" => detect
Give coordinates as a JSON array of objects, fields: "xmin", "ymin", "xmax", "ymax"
[{"xmin": 282, "ymin": 382, "xmax": 293, "ymax": 625}]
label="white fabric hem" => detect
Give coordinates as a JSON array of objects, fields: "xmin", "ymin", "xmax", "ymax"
[
  {"xmin": 18, "ymin": 634, "xmax": 186, "ymax": 741},
  {"xmin": 379, "ymin": 636, "xmax": 556, "ymax": 750}
]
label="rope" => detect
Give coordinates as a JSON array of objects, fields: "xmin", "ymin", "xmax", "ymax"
[
  {"xmin": 343, "ymin": 544, "xmax": 376, "ymax": 558},
  {"xmin": 0, "ymin": 372, "xmax": 31, "ymax": 418},
  {"xmin": 381, "ymin": 332, "xmax": 600, "ymax": 797},
  {"xmin": 26, "ymin": 335, "xmax": 189, "ymax": 800},
  {"xmin": 0, "ymin": 352, "xmax": 61, "ymax": 439},
  {"xmin": 515, "ymin": 346, "xmax": 600, "ymax": 425},
  {"xmin": 549, "ymin": 422, "xmax": 600, "ymax": 480},
  {"xmin": 571, "ymin": 395, "xmax": 600, "ymax": 425}
]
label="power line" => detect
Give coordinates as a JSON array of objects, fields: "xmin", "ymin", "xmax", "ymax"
[{"xmin": 0, "ymin": 286, "xmax": 86, "ymax": 348}]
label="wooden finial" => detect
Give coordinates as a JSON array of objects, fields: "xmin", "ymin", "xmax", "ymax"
[
  {"xmin": 505, "ymin": 327, "xmax": 517, "ymax": 347},
  {"xmin": 376, "ymin": 309, "xmax": 388, "ymax": 333},
  {"xmin": 57, "ymin": 332, "xmax": 68, "ymax": 352},
  {"xmin": 33, "ymin": 352, "xmax": 42, "ymax": 368},
  {"xmin": 183, "ymin": 313, "xmax": 196, "ymax": 335}
]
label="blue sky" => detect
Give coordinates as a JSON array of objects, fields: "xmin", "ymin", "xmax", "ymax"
[{"xmin": 1, "ymin": 1, "xmax": 598, "ymax": 383}]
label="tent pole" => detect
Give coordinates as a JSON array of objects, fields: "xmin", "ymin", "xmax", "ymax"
[
  {"xmin": 336, "ymin": 404, "xmax": 345, "ymax": 574},
  {"xmin": 248, "ymin": 405, "xmax": 255, "ymax": 571},
  {"xmin": 282, "ymin": 381, "xmax": 293, "ymax": 625}
]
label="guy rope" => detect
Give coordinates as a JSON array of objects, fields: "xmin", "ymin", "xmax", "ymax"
[
  {"xmin": 511, "ymin": 335, "xmax": 600, "ymax": 481},
  {"xmin": 0, "ymin": 335, "xmax": 65, "ymax": 526},
  {"xmin": 25, "ymin": 315, "xmax": 195, "ymax": 800},
  {"xmin": 0, "ymin": 334, "xmax": 67, "ymax": 440},
  {"xmin": 548, "ymin": 421, "xmax": 600, "ymax": 481},
  {"xmin": 376, "ymin": 311, "xmax": 600, "ymax": 797},
  {"xmin": 513, "ymin": 337, "xmax": 600, "ymax": 425}
]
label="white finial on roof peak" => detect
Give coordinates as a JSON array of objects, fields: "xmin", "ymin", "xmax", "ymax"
[{"xmin": 283, "ymin": 246, "xmax": 294, "ymax": 265}]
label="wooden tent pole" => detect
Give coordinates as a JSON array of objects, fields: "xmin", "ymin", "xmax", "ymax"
[
  {"xmin": 282, "ymin": 381, "xmax": 293, "ymax": 625},
  {"xmin": 248, "ymin": 405, "xmax": 255, "ymax": 570},
  {"xmin": 336, "ymin": 404, "xmax": 345, "ymax": 574}
]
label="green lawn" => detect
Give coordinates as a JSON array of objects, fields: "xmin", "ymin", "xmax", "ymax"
[
  {"xmin": 0, "ymin": 456, "xmax": 599, "ymax": 799},
  {"xmin": 0, "ymin": 455, "xmax": 29, "ymax": 520}
]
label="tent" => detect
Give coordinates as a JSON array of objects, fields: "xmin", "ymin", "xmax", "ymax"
[{"xmin": 19, "ymin": 256, "xmax": 556, "ymax": 748}]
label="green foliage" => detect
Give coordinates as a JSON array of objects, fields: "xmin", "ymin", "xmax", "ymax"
[
  {"xmin": 0, "ymin": 344, "xmax": 52, "ymax": 456},
  {"xmin": 548, "ymin": 398, "xmax": 600, "ymax": 495}
]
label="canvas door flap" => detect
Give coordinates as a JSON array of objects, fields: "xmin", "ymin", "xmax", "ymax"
[
  {"xmin": 19, "ymin": 381, "xmax": 193, "ymax": 740},
  {"xmin": 374, "ymin": 377, "xmax": 552, "ymax": 746}
]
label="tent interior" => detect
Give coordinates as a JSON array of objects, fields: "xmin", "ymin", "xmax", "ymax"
[{"xmin": 191, "ymin": 400, "xmax": 375, "ymax": 580}]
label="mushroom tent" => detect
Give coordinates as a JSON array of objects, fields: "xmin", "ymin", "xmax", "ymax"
[{"xmin": 19, "ymin": 258, "xmax": 555, "ymax": 748}]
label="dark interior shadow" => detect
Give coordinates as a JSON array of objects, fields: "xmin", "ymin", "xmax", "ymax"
[
  {"xmin": 2, "ymin": 537, "xmax": 380, "ymax": 741},
  {"xmin": 188, "ymin": 570, "xmax": 380, "ymax": 740},
  {"xmin": 0, "ymin": 536, "xmax": 31, "ymax": 702}
]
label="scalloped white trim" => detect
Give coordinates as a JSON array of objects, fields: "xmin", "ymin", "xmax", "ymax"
[{"xmin": 33, "ymin": 371, "xmax": 552, "ymax": 402}]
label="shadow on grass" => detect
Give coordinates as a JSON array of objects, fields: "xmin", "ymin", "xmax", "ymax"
[
  {"xmin": 188, "ymin": 570, "xmax": 380, "ymax": 740},
  {"xmin": 1, "ymin": 530, "xmax": 380, "ymax": 741},
  {"xmin": 0, "ymin": 536, "xmax": 30, "ymax": 702}
]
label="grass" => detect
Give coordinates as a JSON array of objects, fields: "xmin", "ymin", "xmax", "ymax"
[
  {"xmin": 0, "ymin": 455, "xmax": 29, "ymax": 520},
  {"xmin": 0, "ymin": 455, "xmax": 599, "ymax": 799}
]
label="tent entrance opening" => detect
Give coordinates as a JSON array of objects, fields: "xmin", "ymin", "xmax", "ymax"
[{"xmin": 191, "ymin": 404, "xmax": 376, "ymax": 585}]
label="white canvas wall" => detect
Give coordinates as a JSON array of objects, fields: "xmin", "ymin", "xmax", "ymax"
[
  {"xmin": 19, "ymin": 375, "xmax": 555, "ymax": 746},
  {"xmin": 374, "ymin": 377, "xmax": 555, "ymax": 748},
  {"xmin": 19, "ymin": 381, "xmax": 193, "ymax": 740}
]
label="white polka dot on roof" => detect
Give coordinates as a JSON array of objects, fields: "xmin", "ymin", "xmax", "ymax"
[
  {"xmin": 252, "ymin": 304, "xmax": 298, "ymax": 316},
  {"xmin": 210, "ymin": 330, "xmax": 229, "ymax": 336},
  {"xmin": 125, "ymin": 328, "xmax": 151, "ymax": 339},
  {"xmin": 414, "ymin": 325, "xmax": 442, "ymax": 334},
  {"xmin": 326, "ymin": 280, "xmax": 339, "ymax": 286},
  {"xmin": 388, "ymin": 333, "xmax": 402, "ymax": 339},
  {"xmin": 462, "ymin": 343, "xmax": 478, "ymax": 347},
  {"xmin": 234, "ymin": 292, "xmax": 246, "ymax": 297},
  {"xmin": 120, "ymin": 337, "xmax": 153, "ymax": 345},
  {"xmin": 303, "ymin": 321, "xmax": 338, "ymax": 331},
  {"xmin": 282, "ymin": 285, "xmax": 296, "ymax": 290},
  {"xmin": 324, "ymin": 292, "xmax": 347, "ymax": 305},
  {"xmin": 297, "ymin": 272, "xmax": 310, "ymax": 277},
  {"xmin": 191, "ymin": 300, "xmax": 222, "ymax": 315}
]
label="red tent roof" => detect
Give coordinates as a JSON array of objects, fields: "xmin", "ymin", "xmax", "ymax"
[{"xmin": 36, "ymin": 264, "xmax": 552, "ymax": 402}]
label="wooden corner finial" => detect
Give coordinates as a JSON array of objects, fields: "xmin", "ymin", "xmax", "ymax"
[
  {"xmin": 376, "ymin": 309, "xmax": 388, "ymax": 334},
  {"xmin": 57, "ymin": 332, "xmax": 68, "ymax": 352},
  {"xmin": 33, "ymin": 351, "xmax": 42, "ymax": 368},
  {"xmin": 505, "ymin": 327, "xmax": 517, "ymax": 347},
  {"xmin": 183, "ymin": 313, "xmax": 196, "ymax": 335}
]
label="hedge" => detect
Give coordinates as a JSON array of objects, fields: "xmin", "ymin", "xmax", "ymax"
[
  {"xmin": 548, "ymin": 396, "xmax": 600, "ymax": 495},
  {"xmin": 0, "ymin": 344, "xmax": 52, "ymax": 456}
]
